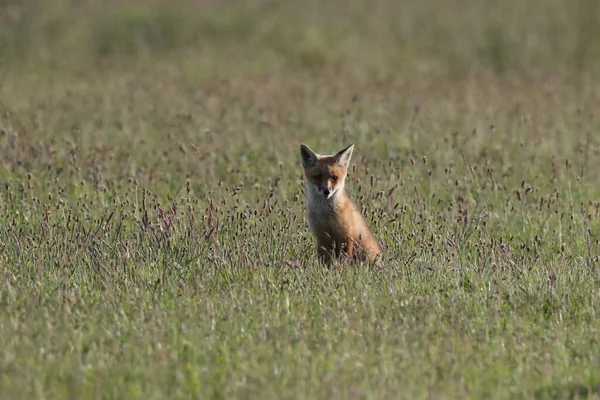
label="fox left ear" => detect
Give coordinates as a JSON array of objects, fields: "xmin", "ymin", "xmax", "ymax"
[
  {"xmin": 334, "ymin": 144, "xmax": 354, "ymax": 168},
  {"xmin": 300, "ymin": 144, "xmax": 318, "ymax": 168}
]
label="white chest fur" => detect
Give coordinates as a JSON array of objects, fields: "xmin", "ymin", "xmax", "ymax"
[{"xmin": 304, "ymin": 182, "xmax": 344, "ymax": 235}]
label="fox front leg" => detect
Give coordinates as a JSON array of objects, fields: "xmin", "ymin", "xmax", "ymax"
[
  {"xmin": 344, "ymin": 239, "xmax": 355, "ymax": 260},
  {"xmin": 317, "ymin": 243, "xmax": 333, "ymax": 265}
]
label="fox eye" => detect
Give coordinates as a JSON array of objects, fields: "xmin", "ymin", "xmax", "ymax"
[
  {"xmin": 331, "ymin": 175, "xmax": 338, "ymax": 182},
  {"xmin": 314, "ymin": 174, "xmax": 322, "ymax": 180}
]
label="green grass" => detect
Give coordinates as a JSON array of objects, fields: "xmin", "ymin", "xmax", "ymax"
[{"xmin": 1, "ymin": 0, "xmax": 600, "ymax": 399}]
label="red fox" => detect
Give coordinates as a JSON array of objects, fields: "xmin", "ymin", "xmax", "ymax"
[{"xmin": 300, "ymin": 143, "xmax": 382, "ymax": 264}]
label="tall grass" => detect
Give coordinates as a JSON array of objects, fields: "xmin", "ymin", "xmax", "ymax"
[{"xmin": 1, "ymin": 0, "xmax": 600, "ymax": 399}]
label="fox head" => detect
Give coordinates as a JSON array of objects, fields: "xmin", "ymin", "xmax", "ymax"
[{"xmin": 300, "ymin": 143, "xmax": 354, "ymax": 201}]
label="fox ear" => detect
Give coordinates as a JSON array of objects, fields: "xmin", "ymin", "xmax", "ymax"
[
  {"xmin": 334, "ymin": 144, "xmax": 354, "ymax": 168},
  {"xmin": 300, "ymin": 144, "xmax": 318, "ymax": 168}
]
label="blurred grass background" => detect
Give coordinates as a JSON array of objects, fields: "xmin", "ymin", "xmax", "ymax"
[{"xmin": 1, "ymin": 0, "xmax": 599, "ymax": 77}]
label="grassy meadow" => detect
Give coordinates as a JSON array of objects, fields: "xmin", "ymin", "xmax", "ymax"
[{"xmin": 1, "ymin": 0, "xmax": 600, "ymax": 398}]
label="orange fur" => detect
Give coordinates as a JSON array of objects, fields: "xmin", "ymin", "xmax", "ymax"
[{"xmin": 300, "ymin": 143, "xmax": 382, "ymax": 265}]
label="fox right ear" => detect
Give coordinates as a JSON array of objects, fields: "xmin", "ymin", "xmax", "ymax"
[
  {"xmin": 300, "ymin": 144, "xmax": 318, "ymax": 168},
  {"xmin": 333, "ymin": 144, "xmax": 354, "ymax": 168}
]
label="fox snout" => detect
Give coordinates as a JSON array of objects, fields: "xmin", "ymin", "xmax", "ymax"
[{"xmin": 318, "ymin": 184, "xmax": 338, "ymax": 199}]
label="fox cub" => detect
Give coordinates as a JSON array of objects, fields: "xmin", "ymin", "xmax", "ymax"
[{"xmin": 300, "ymin": 143, "xmax": 382, "ymax": 264}]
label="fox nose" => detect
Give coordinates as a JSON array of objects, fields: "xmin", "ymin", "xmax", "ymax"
[{"xmin": 322, "ymin": 188, "xmax": 330, "ymax": 196}]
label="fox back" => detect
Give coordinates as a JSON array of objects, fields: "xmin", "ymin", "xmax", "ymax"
[{"xmin": 300, "ymin": 143, "xmax": 382, "ymax": 264}]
